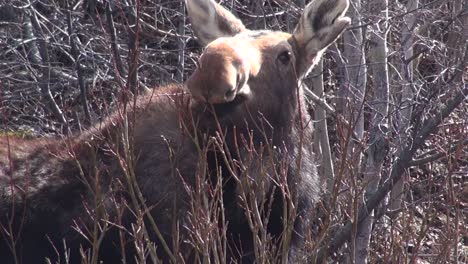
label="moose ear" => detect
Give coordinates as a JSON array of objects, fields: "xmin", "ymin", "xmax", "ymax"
[
  {"xmin": 292, "ymin": 0, "xmax": 351, "ymax": 77},
  {"xmin": 185, "ymin": 0, "xmax": 247, "ymax": 46}
]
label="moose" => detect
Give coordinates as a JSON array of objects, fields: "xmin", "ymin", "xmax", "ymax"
[{"xmin": 0, "ymin": 0, "xmax": 350, "ymax": 263}]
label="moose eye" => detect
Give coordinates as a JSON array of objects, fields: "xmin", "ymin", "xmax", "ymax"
[{"xmin": 277, "ymin": 50, "xmax": 291, "ymax": 65}]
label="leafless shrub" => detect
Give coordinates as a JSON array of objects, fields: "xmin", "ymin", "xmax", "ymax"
[{"xmin": 0, "ymin": 0, "xmax": 466, "ymax": 264}]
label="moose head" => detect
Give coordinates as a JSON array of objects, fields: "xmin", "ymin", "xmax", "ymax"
[{"xmin": 185, "ymin": 0, "xmax": 350, "ymax": 109}]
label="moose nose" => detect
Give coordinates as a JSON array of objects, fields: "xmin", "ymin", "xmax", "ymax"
[
  {"xmin": 224, "ymin": 87, "xmax": 236, "ymax": 102},
  {"xmin": 186, "ymin": 39, "xmax": 258, "ymax": 104}
]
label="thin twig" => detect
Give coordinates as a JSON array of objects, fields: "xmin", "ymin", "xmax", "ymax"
[{"xmin": 314, "ymin": 84, "xmax": 468, "ymax": 262}]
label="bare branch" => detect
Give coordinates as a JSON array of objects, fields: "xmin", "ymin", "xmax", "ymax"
[
  {"xmin": 315, "ymin": 83, "xmax": 468, "ymax": 262},
  {"xmin": 26, "ymin": 4, "xmax": 69, "ymax": 132},
  {"xmin": 410, "ymin": 138, "xmax": 468, "ymax": 166},
  {"xmin": 105, "ymin": 0, "xmax": 126, "ymax": 84},
  {"xmin": 66, "ymin": 1, "xmax": 91, "ymax": 124}
]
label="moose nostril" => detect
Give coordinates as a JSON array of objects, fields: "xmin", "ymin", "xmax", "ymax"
[{"xmin": 225, "ymin": 88, "xmax": 236, "ymax": 101}]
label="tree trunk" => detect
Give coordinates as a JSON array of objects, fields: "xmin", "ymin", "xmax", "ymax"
[
  {"xmin": 354, "ymin": 0, "xmax": 389, "ymax": 263},
  {"xmin": 390, "ymin": 0, "xmax": 419, "ymax": 211},
  {"xmin": 311, "ymin": 60, "xmax": 335, "ymax": 190},
  {"xmin": 339, "ymin": 1, "xmax": 367, "ymax": 260},
  {"xmin": 338, "ymin": 0, "xmax": 366, "ymax": 191}
]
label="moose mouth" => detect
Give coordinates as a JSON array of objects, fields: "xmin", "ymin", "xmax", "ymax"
[
  {"xmin": 214, "ymin": 93, "xmax": 247, "ymax": 107},
  {"xmin": 210, "ymin": 93, "xmax": 248, "ymax": 117},
  {"xmin": 230, "ymin": 93, "xmax": 249, "ymax": 105}
]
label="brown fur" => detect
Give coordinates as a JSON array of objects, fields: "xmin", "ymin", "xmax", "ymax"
[
  {"xmin": 1, "ymin": 0, "xmax": 350, "ymax": 262},
  {"xmin": 0, "ymin": 81, "xmax": 315, "ymax": 263}
]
